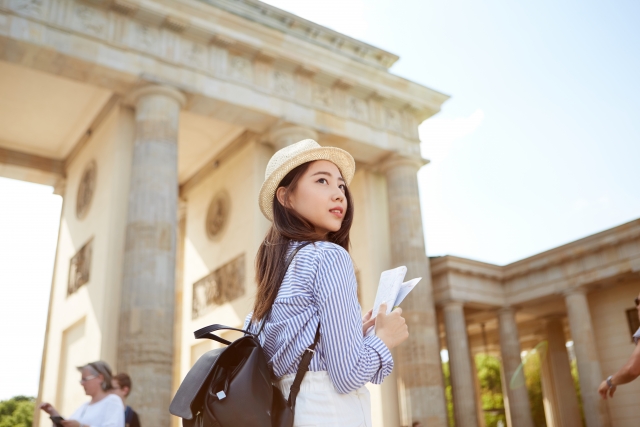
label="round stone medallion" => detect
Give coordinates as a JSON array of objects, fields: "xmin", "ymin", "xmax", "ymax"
[
  {"xmin": 76, "ymin": 160, "xmax": 97, "ymax": 220},
  {"xmin": 206, "ymin": 191, "xmax": 231, "ymax": 240}
]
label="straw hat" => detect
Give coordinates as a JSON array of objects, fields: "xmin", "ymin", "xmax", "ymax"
[{"xmin": 259, "ymin": 139, "xmax": 355, "ymax": 221}]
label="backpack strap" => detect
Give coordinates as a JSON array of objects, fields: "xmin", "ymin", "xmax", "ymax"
[
  {"xmin": 255, "ymin": 241, "xmax": 314, "ymax": 336},
  {"xmin": 193, "ymin": 324, "xmax": 253, "ymax": 345},
  {"xmin": 195, "ymin": 242, "xmax": 315, "ymax": 345},
  {"xmin": 287, "ymin": 322, "xmax": 321, "ymax": 409}
]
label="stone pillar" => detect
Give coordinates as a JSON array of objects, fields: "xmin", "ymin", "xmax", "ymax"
[
  {"xmin": 442, "ymin": 301, "xmax": 480, "ymax": 427},
  {"xmin": 269, "ymin": 123, "xmax": 318, "ymax": 150},
  {"xmin": 117, "ymin": 85, "xmax": 185, "ymax": 427},
  {"xmin": 564, "ymin": 289, "xmax": 611, "ymax": 427},
  {"xmin": 497, "ymin": 308, "xmax": 534, "ymax": 427},
  {"xmin": 381, "ymin": 154, "xmax": 448, "ymax": 426},
  {"xmin": 541, "ymin": 316, "xmax": 582, "ymax": 427}
]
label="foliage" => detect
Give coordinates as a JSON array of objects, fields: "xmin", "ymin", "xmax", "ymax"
[
  {"xmin": 0, "ymin": 396, "xmax": 35, "ymax": 427},
  {"xmin": 475, "ymin": 354, "xmax": 507, "ymax": 427},
  {"xmin": 441, "ymin": 361, "xmax": 455, "ymax": 427},
  {"xmin": 570, "ymin": 359, "xmax": 586, "ymax": 427},
  {"xmin": 522, "ymin": 351, "xmax": 546, "ymax": 427}
]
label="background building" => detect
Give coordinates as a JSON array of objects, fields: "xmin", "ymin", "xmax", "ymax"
[{"xmin": 0, "ymin": 1, "xmax": 638, "ymax": 427}]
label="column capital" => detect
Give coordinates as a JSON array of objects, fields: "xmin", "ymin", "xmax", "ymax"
[
  {"xmin": 379, "ymin": 152, "xmax": 427, "ymax": 173},
  {"xmin": 563, "ymin": 286, "xmax": 588, "ymax": 297},
  {"xmin": 497, "ymin": 305, "xmax": 518, "ymax": 316},
  {"xmin": 269, "ymin": 123, "xmax": 318, "ymax": 151},
  {"xmin": 440, "ymin": 299, "xmax": 465, "ymax": 310},
  {"xmin": 127, "ymin": 84, "xmax": 186, "ymax": 109}
]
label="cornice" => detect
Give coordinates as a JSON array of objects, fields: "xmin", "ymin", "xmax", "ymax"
[
  {"xmin": 503, "ymin": 219, "xmax": 640, "ymax": 280},
  {"xmin": 0, "ymin": 0, "xmax": 448, "ymax": 138},
  {"xmin": 430, "ymin": 256, "xmax": 503, "ymax": 281},
  {"xmin": 198, "ymin": 0, "xmax": 399, "ymax": 70}
]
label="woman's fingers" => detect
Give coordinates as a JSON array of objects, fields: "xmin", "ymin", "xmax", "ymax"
[{"xmin": 378, "ymin": 303, "xmax": 388, "ymax": 315}]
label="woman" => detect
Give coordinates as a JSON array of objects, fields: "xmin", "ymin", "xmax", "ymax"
[
  {"xmin": 246, "ymin": 139, "xmax": 409, "ymax": 427},
  {"xmin": 39, "ymin": 361, "xmax": 124, "ymax": 427}
]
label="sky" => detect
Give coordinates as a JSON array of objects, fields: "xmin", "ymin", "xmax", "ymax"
[{"xmin": 1, "ymin": 0, "xmax": 639, "ymax": 400}]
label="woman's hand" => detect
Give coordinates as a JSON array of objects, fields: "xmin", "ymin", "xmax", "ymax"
[
  {"xmin": 39, "ymin": 402, "xmax": 60, "ymax": 417},
  {"xmin": 375, "ymin": 303, "xmax": 409, "ymax": 349},
  {"xmin": 60, "ymin": 420, "xmax": 80, "ymax": 427},
  {"xmin": 362, "ymin": 309, "xmax": 375, "ymax": 336},
  {"xmin": 598, "ymin": 380, "xmax": 616, "ymax": 399}
]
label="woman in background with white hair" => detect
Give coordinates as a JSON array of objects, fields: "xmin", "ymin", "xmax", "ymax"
[{"xmin": 39, "ymin": 361, "xmax": 124, "ymax": 427}]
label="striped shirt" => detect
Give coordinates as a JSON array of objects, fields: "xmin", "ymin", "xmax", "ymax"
[{"xmin": 244, "ymin": 241, "xmax": 394, "ymax": 394}]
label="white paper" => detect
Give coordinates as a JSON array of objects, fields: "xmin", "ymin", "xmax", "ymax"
[{"xmin": 365, "ymin": 266, "xmax": 421, "ymax": 337}]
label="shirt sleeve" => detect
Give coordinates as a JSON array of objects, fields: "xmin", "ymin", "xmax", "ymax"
[{"xmin": 313, "ymin": 245, "xmax": 394, "ymax": 394}]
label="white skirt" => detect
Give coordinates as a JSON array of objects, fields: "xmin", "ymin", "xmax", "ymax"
[{"xmin": 276, "ymin": 371, "xmax": 372, "ymax": 427}]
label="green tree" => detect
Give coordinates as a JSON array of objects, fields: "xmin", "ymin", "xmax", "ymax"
[
  {"xmin": 570, "ymin": 359, "xmax": 586, "ymax": 427},
  {"xmin": 522, "ymin": 351, "xmax": 546, "ymax": 427},
  {"xmin": 475, "ymin": 354, "xmax": 507, "ymax": 427},
  {"xmin": 442, "ymin": 361, "xmax": 455, "ymax": 427},
  {"xmin": 0, "ymin": 396, "xmax": 35, "ymax": 427}
]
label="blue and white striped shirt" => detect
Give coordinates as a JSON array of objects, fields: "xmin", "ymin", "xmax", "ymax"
[{"xmin": 244, "ymin": 241, "xmax": 394, "ymax": 394}]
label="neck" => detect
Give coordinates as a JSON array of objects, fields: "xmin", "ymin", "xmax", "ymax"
[{"xmin": 90, "ymin": 389, "xmax": 108, "ymax": 403}]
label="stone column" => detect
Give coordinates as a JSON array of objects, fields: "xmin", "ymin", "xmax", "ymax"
[
  {"xmin": 381, "ymin": 154, "xmax": 448, "ymax": 426},
  {"xmin": 442, "ymin": 301, "xmax": 480, "ymax": 427},
  {"xmin": 565, "ymin": 289, "xmax": 611, "ymax": 427},
  {"xmin": 497, "ymin": 308, "xmax": 534, "ymax": 427},
  {"xmin": 269, "ymin": 123, "xmax": 318, "ymax": 150},
  {"xmin": 117, "ymin": 85, "xmax": 185, "ymax": 427},
  {"xmin": 541, "ymin": 316, "xmax": 582, "ymax": 427}
]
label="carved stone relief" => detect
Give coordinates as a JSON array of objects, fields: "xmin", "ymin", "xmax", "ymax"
[
  {"xmin": 313, "ymin": 84, "xmax": 332, "ymax": 108},
  {"xmin": 72, "ymin": 5, "xmax": 108, "ymax": 38},
  {"xmin": 385, "ymin": 108, "xmax": 403, "ymax": 133},
  {"xmin": 68, "ymin": 238, "xmax": 93, "ymax": 296},
  {"xmin": 192, "ymin": 254, "xmax": 246, "ymax": 319},
  {"xmin": 348, "ymin": 96, "xmax": 369, "ymax": 122},
  {"xmin": 206, "ymin": 191, "xmax": 230, "ymax": 240},
  {"xmin": 273, "ymin": 70, "xmax": 295, "ymax": 97},
  {"xmin": 181, "ymin": 40, "xmax": 207, "ymax": 70},
  {"xmin": 9, "ymin": 0, "xmax": 45, "ymax": 18},
  {"xmin": 76, "ymin": 160, "xmax": 97, "ymax": 220},
  {"xmin": 229, "ymin": 55, "xmax": 252, "ymax": 83},
  {"xmin": 129, "ymin": 22, "xmax": 160, "ymax": 55}
]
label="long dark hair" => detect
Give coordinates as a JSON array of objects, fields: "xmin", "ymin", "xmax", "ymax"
[{"xmin": 253, "ymin": 161, "xmax": 354, "ymax": 320}]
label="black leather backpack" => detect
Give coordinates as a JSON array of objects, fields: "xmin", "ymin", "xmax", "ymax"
[{"xmin": 169, "ymin": 242, "xmax": 318, "ymax": 427}]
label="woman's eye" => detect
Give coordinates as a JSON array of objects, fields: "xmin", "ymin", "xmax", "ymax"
[
  {"xmin": 317, "ymin": 178, "xmax": 327, "ymax": 184},
  {"xmin": 339, "ymin": 184, "xmax": 346, "ymax": 191}
]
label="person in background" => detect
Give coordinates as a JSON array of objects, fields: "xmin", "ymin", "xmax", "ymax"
[
  {"xmin": 39, "ymin": 361, "xmax": 124, "ymax": 427},
  {"xmin": 111, "ymin": 373, "xmax": 141, "ymax": 427},
  {"xmin": 598, "ymin": 292, "xmax": 640, "ymax": 399}
]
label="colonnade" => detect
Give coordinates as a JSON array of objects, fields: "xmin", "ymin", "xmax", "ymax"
[
  {"xmin": 442, "ymin": 292, "xmax": 611, "ymax": 427},
  {"xmin": 114, "ymin": 94, "xmax": 451, "ymax": 426},
  {"xmin": 113, "ymin": 86, "xmax": 610, "ymax": 427}
]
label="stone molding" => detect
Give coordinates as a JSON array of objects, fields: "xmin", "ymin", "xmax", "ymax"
[
  {"xmin": 0, "ymin": 0, "xmax": 447, "ymax": 140},
  {"xmin": 268, "ymin": 124, "xmax": 318, "ymax": 151},
  {"xmin": 127, "ymin": 84, "xmax": 187, "ymax": 109},
  {"xmin": 378, "ymin": 152, "xmax": 428, "ymax": 173},
  {"xmin": 503, "ymin": 219, "xmax": 640, "ymax": 280},
  {"xmin": 199, "ymin": 0, "xmax": 399, "ymax": 70},
  {"xmin": 441, "ymin": 299, "xmax": 465, "ymax": 310},
  {"xmin": 561, "ymin": 287, "xmax": 588, "ymax": 297},
  {"xmin": 431, "ymin": 219, "xmax": 640, "ymax": 307}
]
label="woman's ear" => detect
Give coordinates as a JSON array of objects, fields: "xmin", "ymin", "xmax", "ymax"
[{"xmin": 276, "ymin": 187, "xmax": 287, "ymax": 207}]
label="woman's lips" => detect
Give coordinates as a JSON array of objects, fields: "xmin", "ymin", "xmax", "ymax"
[{"xmin": 329, "ymin": 208, "xmax": 343, "ymax": 218}]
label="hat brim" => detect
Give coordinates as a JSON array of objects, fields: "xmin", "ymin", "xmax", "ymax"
[{"xmin": 259, "ymin": 146, "xmax": 355, "ymax": 221}]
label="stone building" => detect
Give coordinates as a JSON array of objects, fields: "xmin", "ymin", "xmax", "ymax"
[{"xmin": 0, "ymin": 1, "xmax": 638, "ymax": 427}]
